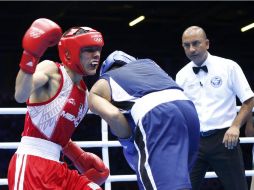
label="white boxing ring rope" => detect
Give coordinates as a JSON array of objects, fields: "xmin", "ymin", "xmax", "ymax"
[{"xmin": 1, "ymin": 108, "xmax": 254, "ymax": 189}]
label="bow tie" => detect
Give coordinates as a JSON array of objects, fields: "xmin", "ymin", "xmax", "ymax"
[{"xmin": 192, "ymin": 65, "xmax": 208, "ymax": 74}]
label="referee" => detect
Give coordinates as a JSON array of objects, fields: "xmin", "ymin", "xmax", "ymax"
[{"xmin": 176, "ymin": 26, "xmax": 254, "ymax": 190}]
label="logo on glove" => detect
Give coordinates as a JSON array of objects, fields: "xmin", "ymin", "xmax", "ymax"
[
  {"xmin": 26, "ymin": 61, "xmax": 34, "ymax": 67},
  {"xmin": 29, "ymin": 27, "xmax": 45, "ymax": 38}
]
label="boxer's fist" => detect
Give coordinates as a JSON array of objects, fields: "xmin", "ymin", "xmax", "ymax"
[
  {"xmin": 22, "ymin": 18, "xmax": 62, "ymax": 56},
  {"xmin": 63, "ymin": 140, "xmax": 109, "ymax": 185},
  {"xmin": 19, "ymin": 18, "xmax": 62, "ymax": 74},
  {"xmin": 75, "ymin": 152, "xmax": 109, "ymax": 185}
]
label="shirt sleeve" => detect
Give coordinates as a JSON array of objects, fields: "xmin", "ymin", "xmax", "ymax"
[
  {"xmin": 175, "ymin": 71, "xmax": 184, "ymax": 87},
  {"xmin": 230, "ymin": 61, "xmax": 254, "ymax": 103}
]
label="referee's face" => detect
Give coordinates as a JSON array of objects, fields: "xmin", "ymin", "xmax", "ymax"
[{"xmin": 182, "ymin": 29, "xmax": 209, "ymax": 66}]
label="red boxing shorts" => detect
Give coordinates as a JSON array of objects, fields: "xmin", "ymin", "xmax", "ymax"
[{"xmin": 8, "ymin": 136, "xmax": 102, "ymax": 190}]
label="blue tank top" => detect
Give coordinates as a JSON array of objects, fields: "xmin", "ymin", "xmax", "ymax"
[{"xmin": 100, "ymin": 59, "xmax": 182, "ymax": 107}]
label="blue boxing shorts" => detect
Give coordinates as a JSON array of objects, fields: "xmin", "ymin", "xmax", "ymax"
[{"xmin": 120, "ymin": 89, "xmax": 200, "ymax": 190}]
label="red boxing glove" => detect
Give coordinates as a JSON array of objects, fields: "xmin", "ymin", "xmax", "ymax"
[
  {"xmin": 19, "ymin": 18, "xmax": 62, "ymax": 74},
  {"xmin": 62, "ymin": 140, "xmax": 109, "ymax": 185}
]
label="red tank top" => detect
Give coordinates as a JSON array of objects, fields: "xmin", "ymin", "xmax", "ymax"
[{"xmin": 22, "ymin": 63, "xmax": 88, "ymax": 147}]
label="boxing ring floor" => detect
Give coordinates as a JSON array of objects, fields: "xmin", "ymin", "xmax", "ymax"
[{"xmin": 1, "ymin": 107, "xmax": 254, "ymax": 190}]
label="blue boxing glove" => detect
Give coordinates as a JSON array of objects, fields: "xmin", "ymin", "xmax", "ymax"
[{"xmin": 99, "ymin": 50, "xmax": 136, "ymax": 76}]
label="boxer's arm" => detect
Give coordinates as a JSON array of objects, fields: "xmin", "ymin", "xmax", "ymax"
[
  {"xmin": 15, "ymin": 18, "xmax": 62, "ymax": 103},
  {"xmin": 88, "ymin": 79, "xmax": 131, "ymax": 139},
  {"xmin": 15, "ymin": 60, "xmax": 57, "ymax": 103}
]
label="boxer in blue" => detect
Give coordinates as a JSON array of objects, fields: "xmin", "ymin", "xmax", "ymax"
[{"xmin": 88, "ymin": 50, "xmax": 200, "ymax": 190}]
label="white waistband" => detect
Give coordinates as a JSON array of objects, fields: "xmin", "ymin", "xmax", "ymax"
[
  {"xmin": 16, "ymin": 136, "xmax": 62, "ymax": 162},
  {"xmin": 131, "ymin": 89, "xmax": 189, "ymax": 125}
]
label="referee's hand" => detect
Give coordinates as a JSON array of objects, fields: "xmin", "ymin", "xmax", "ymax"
[{"xmin": 222, "ymin": 126, "xmax": 240, "ymax": 149}]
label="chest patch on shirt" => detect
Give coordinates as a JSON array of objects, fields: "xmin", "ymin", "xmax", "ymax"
[{"xmin": 210, "ymin": 76, "xmax": 222, "ymax": 88}]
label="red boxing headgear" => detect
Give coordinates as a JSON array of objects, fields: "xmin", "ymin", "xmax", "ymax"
[{"xmin": 58, "ymin": 27, "xmax": 104, "ymax": 75}]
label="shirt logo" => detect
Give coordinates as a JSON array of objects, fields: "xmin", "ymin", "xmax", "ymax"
[
  {"xmin": 68, "ymin": 98, "xmax": 76, "ymax": 106},
  {"xmin": 61, "ymin": 111, "xmax": 75, "ymax": 122},
  {"xmin": 210, "ymin": 76, "xmax": 222, "ymax": 88},
  {"xmin": 60, "ymin": 104, "xmax": 85, "ymax": 128}
]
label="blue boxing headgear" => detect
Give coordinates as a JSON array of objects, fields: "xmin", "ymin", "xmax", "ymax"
[{"xmin": 99, "ymin": 50, "xmax": 136, "ymax": 76}]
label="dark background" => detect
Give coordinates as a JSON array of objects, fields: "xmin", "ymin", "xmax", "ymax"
[{"xmin": 1, "ymin": 1, "xmax": 254, "ymax": 190}]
